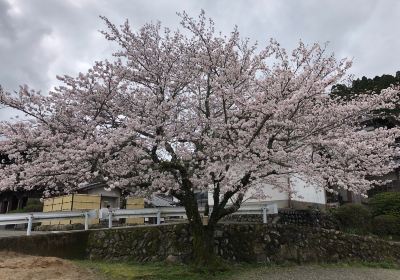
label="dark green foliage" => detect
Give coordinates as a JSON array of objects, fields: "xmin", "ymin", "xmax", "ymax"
[
  {"xmin": 332, "ymin": 204, "xmax": 372, "ymax": 232},
  {"xmin": 331, "ymin": 71, "xmax": 400, "ymax": 237},
  {"xmin": 24, "ymin": 198, "xmax": 43, "ymax": 212},
  {"xmin": 8, "ymin": 198, "xmax": 43, "ymax": 213},
  {"xmin": 369, "ymin": 192, "xmax": 400, "ymax": 217},
  {"xmin": 331, "ymin": 72, "xmax": 400, "ymax": 101},
  {"xmin": 371, "ymin": 215, "xmax": 400, "ymax": 236},
  {"xmin": 331, "ymin": 193, "xmax": 400, "ymax": 238},
  {"xmin": 331, "ymin": 71, "xmax": 400, "ymax": 128}
]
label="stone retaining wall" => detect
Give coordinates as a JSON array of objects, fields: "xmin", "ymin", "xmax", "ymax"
[
  {"xmin": 223, "ymin": 209, "xmax": 339, "ymax": 230},
  {"xmin": 0, "ymin": 231, "xmax": 89, "ymax": 259},
  {"xmin": 88, "ymin": 224, "xmax": 192, "ymax": 262},
  {"xmin": 276, "ymin": 209, "xmax": 339, "ymax": 229},
  {"xmin": 1, "ymin": 223, "xmax": 399, "ymax": 264},
  {"xmin": 87, "ymin": 223, "xmax": 400, "ymax": 264},
  {"xmin": 214, "ymin": 224, "xmax": 400, "ymax": 263}
]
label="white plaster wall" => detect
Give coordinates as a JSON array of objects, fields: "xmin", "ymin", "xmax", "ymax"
[
  {"xmin": 290, "ymin": 176, "xmax": 326, "ymax": 204},
  {"xmin": 207, "ymin": 175, "xmax": 326, "ymax": 207},
  {"xmin": 207, "ymin": 184, "xmax": 289, "ymax": 206},
  {"xmin": 244, "ymin": 184, "xmax": 289, "ymax": 203}
]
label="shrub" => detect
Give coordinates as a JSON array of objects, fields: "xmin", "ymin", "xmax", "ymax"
[
  {"xmin": 333, "ymin": 204, "xmax": 372, "ymax": 232},
  {"xmin": 371, "ymin": 215, "xmax": 400, "ymax": 236},
  {"xmin": 7, "ymin": 198, "xmax": 43, "ymax": 213},
  {"xmin": 22, "ymin": 202, "xmax": 43, "ymax": 212},
  {"xmin": 368, "ymin": 192, "xmax": 400, "ymax": 217}
]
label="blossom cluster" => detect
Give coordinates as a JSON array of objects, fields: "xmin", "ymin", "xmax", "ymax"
[{"xmin": 1, "ymin": 11, "xmax": 399, "ymax": 201}]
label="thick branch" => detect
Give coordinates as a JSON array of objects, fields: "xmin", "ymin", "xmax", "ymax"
[{"xmin": 246, "ymin": 114, "xmax": 272, "ymax": 147}]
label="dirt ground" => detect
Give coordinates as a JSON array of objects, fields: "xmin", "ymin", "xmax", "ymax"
[
  {"xmin": 1, "ymin": 251, "xmax": 400, "ymax": 280},
  {"xmin": 0, "ymin": 252, "xmax": 98, "ymax": 280}
]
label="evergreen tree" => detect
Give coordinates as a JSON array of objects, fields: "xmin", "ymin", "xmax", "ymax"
[{"xmin": 331, "ymin": 71, "xmax": 400, "ymax": 128}]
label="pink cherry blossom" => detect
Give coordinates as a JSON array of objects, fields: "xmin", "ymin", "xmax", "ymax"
[{"xmin": 1, "ymin": 13, "xmax": 399, "ymax": 259}]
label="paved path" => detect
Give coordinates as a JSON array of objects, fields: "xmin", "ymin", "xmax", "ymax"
[{"xmin": 230, "ymin": 265, "xmax": 400, "ymax": 280}]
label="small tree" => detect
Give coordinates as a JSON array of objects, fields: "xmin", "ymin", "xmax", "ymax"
[
  {"xmin": 1, "ymin": 11, "xmax": 400, "ymax": 266},
  {"xmin": 333, "ymin": 204, "xmax": 372, "ymax": 233},
  {"xmin": 369, "ymin": 192, "xmax": 400, "ymax": 217}
]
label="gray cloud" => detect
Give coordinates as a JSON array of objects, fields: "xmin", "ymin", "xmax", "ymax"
[{"xmin": 1, "ymin": 0, "xmax": 400, "ymax": 120}]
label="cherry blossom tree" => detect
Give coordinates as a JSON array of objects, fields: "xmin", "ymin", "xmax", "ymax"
[{"xmin": 1, "ymin": 11, "xmax": 400, "ymax": 265}]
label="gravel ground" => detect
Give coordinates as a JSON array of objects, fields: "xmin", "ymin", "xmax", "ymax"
[{"xmin": 230, "ymin": 265, "xmax": 400, "ymax": 280}]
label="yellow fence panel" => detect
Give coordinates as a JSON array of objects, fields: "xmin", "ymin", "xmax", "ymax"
[
  {"xmin": 42, "ymin": 198, "xmax": 53, "ymax": 225},
  {"xmin": 62, "ymin": 195, "xmax": 73, "ymax": 203},
  {"xmin": 69, "ymin": 218, "xmax": 84, "ymax": 224},
  {"xmin": 62, "ymin": 202, "xmax": 72, "ymax": 211},
  {"xmin": 41, "ymin": 194, "xmax": 100, "ymax": 225},
  {"xmin": 72, "ymin": 202, "xmax": 100, "ymax": 210},
  {"xmin": 52, "ymin": 204, "xmax": 62, "ymax": 211},
  {"xmin": 126, "ymin": 197, "xmax": 145, "ymax": 225},
  {"xmin": 73, "ymin": 194, "xmax": 101, "ymax": 204},
  {"xmin": 42, "ymin": 204, "xmax": 52, "ymax": 212},
  {"xmin": 43, "ymin": 198, "xmax": 54, "ymax": 207},
  {"xmin": 53, "ymin": 197, "xmax": 63, "ymax": 205}
]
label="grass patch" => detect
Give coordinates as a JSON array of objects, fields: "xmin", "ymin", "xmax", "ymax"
[
  {"xmin": 76, "ymin": 260, "xmax": 400, "ymax": 280},
  {"xmin": 76, "ymin": 260, "xmax": 240, "ymax": 280}
]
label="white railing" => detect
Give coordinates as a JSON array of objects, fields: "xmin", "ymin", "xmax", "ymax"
[
  {"xmin": 0, "ymin": 210, "xmax": 97, "ymax": 235},
  {"xmin": 0, "ymin": 203, "xmax": 277, "ymax": 236}
]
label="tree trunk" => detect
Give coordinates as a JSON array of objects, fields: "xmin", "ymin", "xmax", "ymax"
[
  {"xmin": 182, "ymin": 193, "xmax": 218, "ymax": 268},
  {"xmin": 191, "ymin": 223, "xmax": 216, "ymax": 267}
]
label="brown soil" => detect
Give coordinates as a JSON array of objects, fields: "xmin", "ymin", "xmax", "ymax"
[{"xmin": 0, "ymin": 251, "xmax": 98, "ymax": 280}]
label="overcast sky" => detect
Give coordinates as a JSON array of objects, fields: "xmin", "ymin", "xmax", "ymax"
[{"xmin": 1, "ymin": 0, "xmax": 400, "ymax": 120}]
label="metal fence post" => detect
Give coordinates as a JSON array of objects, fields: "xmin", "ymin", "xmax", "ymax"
[
  {"xmin": 27, "ymin": 214, "xmax": 33, "ymax": 236},
  {"xmin": 156, "ymin": 209, "xmax": 161, "ymax": 225},
  {"xmin": 84, "ymin": 212, "xmax": 89, "ymax": 231},
  {"xmin": 108, "ymin": 211, "xmax": 113, "ymax": 229},
  {"xmin": 262, "ymin": 207, "xmax": 267, "ymax": 224}
]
